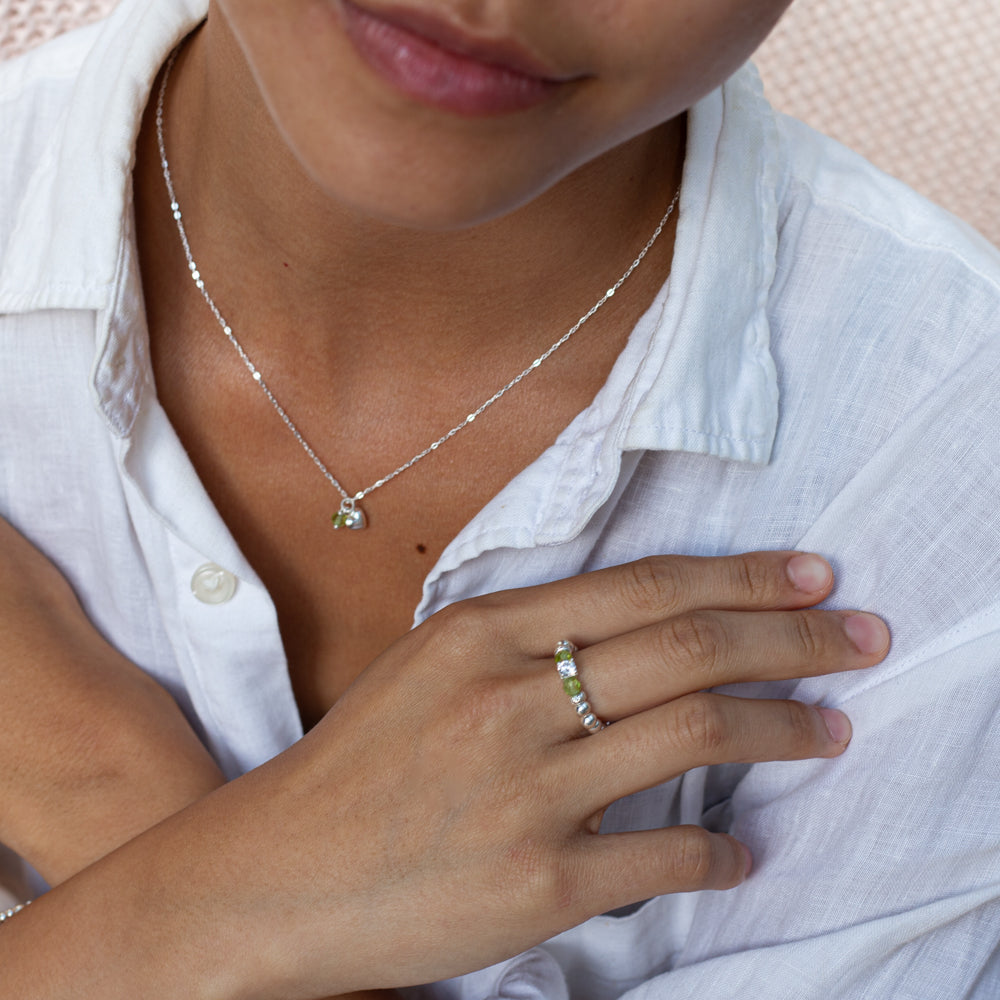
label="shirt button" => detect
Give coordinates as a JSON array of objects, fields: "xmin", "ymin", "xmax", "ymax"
[{"xmin": 190, "ymin": 563, "xmax": 237, "ymax": 604}]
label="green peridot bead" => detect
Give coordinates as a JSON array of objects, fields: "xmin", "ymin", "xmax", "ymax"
[
  {"xmin": 563, "ymin": 677, "xmax": 582, "ymax": 697},
  {"xmin": 555, "ymin": 647, "xmax": 574, "ymax": 663}
]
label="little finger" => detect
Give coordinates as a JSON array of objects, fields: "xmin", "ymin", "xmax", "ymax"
[{"xmin": 570, "ymin": 827, "xmax": 751, "ymax": 919}]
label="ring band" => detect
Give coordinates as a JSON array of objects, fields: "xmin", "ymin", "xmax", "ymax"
[{"xmin": 555, "ymin": 640, "xmax": 607, "ymax": 734}]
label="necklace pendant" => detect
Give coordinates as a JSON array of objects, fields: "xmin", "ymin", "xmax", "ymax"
[{"xmin": 332, "ymin": 498, "xmax": 367, "ymax": 530}]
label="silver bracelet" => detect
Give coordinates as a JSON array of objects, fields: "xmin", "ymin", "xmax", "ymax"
[{"xmin": 0, "ymin": 900, "xmax": 31, "ymax": 923}]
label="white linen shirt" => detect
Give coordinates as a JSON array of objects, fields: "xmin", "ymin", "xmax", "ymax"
[{"xmin": 2, "ymin": 1, "xmax": 1000, "ymax": 997}]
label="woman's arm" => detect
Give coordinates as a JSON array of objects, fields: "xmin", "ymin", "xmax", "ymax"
[
  {"xmin": 0, "ymin": 517, "xmax": 225, "ymax": 885},
  {"xmin": 0, "ymin": 525, "xmax": 888, "ymax": 997}
]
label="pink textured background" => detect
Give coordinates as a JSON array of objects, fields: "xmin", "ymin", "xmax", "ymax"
[{"xmin": 1, "ymin": 0, "xmax": 999, "ymax": 244}]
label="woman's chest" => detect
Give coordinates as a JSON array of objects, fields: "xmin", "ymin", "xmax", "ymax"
[
  {"xmin": 146, "ymin": 353, "xmax": 572, "ymax": 728},
  {"xmin": 241, "ymin": 495, "xmax": 463, "ymax": 730},
  {"xmin": 170, "ymin": 430, "xmax": 501, "ymax": 727}
]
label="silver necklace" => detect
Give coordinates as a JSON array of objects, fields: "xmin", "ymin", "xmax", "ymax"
[{"xmin": 155, "ymin": 48, "xmax": 681, "ymax": 531}]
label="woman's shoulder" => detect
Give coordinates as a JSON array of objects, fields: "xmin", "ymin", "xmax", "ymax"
[
  {"xmin": 763, "ymin": 102, "xmax": 1000, "ymax": 415},
  {"xmin": 0, "ymin": 25, "xmax": 103, "ymax": 255},
  {"xmin": 0, "ymin": 24, "xmax": 103, "ymax": 158},
  {"xmin": 773, "ymin": 107, "xmax": 1000, "ymax": 292}
]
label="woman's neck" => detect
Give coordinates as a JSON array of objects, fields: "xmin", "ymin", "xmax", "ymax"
[{"xmin": 147, "ymin": 13, "xmax": 686, "ymax": 375}]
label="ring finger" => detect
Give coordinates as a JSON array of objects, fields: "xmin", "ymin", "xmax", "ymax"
[{"xmin": 538, "ymin": 608, "xmax": 887, "ymax": 736}]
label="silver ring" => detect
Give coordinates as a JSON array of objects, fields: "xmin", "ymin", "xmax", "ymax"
[{"xmin": 555, "ymin": 640, "xmax": 607, "ymax": 734}]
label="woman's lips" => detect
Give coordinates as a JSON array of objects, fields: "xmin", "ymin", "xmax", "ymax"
[{"xmin": 337, "ymin": 0, "xmax": 574, "ymax": 116}]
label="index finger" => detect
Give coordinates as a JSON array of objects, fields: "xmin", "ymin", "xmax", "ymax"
[{"xmin": 492, "ymin": 551, "xmax": 833, "ymax": 654}]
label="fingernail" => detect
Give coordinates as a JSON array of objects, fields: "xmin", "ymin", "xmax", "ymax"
[
  {"xmin": 843, "ymin": 613, "xmax": 890, "ymax": 655},
  {"xmin": 741, "ymin": 843, "xmax": 753, "ymax": 878},
  {"xmin": 786, "ymin": 553, "xmax": 832, "ymax": 593},
  {"xmin": 818, "ymin": 707, "xmax": 852, "ymax": 744}
]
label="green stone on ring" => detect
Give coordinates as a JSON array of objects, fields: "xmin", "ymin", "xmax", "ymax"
[
  {"xmin": 555, "ymin": 646, "xmax": 574, "ymax": 663},
  {"xmin": 563, "ymin": 676, "xmax": 582, "ymax": 697}
]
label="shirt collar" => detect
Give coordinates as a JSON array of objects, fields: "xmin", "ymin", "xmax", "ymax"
[
  {"xmin": 622, "ymin": 65, "xmax": 782, "ymax": 466},
  {"xmin": 428, "ymin": 65, "xmax": 784, "ymax": 582},
  {"xmin": 0, "ymin": 0, "xmax": 207, "ymax": 314}
]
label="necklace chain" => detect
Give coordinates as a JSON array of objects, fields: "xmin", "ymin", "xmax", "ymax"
[{"xmin": 155, "ymin": 47, "xmax": 680, "ymax": 530}]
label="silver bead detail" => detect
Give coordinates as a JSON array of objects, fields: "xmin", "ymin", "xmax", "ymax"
[{"xmin": 554, "ymin": 640, "xmax": 608, "ymax": 736}]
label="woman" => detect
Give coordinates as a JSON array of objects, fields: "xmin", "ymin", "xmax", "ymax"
[{"xmin": 1, "ymin": 0, "xmax": 998, "ymax": 996}]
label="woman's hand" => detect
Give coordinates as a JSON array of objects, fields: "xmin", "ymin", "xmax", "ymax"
[
  {"xmin": 44, "ymin": 550, "xmax": 886, "ymax": 999},
  {"xmin": 0, "ymin": 518, "xmax": 225, "ymax": 885}
]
